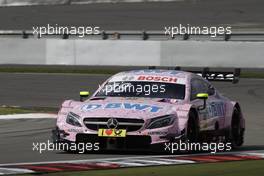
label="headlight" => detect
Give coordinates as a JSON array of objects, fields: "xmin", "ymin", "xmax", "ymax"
[
  {"xmin": 66, "ymin": 112, "xmax": 82, "ymax": 127},
  {"xmin": 147, "ymin": 115, "xmax": 175, "ymax": 129}
]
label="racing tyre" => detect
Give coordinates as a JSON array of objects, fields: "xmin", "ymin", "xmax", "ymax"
[
  {"xmin": 187, "ymin": 110, "xmax": 200, "ymax": 143},
  {"xmin": 229, "ymin": 107, "xmax": 244, "ymax": 148}
]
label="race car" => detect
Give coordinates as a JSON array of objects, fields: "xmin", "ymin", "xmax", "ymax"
[{"xmin": 52, "ymin": 69, "xmax": 245, "ymax": 152}]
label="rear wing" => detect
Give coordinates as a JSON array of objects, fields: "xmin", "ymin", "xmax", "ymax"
[
  {"xmin": 190, "ymin": 68, "xmax": 240, "ymax": 84},
  {"xmin": 148, "ymin": 66, "xmax": 241, "ymax": 84}
]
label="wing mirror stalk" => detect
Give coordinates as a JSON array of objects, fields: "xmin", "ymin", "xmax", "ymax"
[
  {"xmin": 196, "ymin": 93, "xmax": 208, "ymax": 111},
  {"xmin": 80, "ymin": 91, "xmax": 90, "ymax": 102}
]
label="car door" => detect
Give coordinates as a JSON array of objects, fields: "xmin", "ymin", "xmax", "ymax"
[
  {"xmin": 204, "ymin": 81, "xmax": 226, "ymax": 132},
  {"xmin": 190, "ymin": 78, "xmax": 224, "ymax": 131}
]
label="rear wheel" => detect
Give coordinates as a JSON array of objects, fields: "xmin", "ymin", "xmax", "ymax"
[{"xmin": 228, "ymin": 107, "xmax": 244, "ymax": 148}]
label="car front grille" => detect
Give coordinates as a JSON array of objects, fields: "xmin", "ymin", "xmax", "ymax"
[{"xmin": 83, "ymin": 118, "xmax": 144, "ymax": 132}]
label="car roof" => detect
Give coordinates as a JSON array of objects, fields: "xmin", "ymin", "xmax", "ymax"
[
  {"xmin": 116, "ymin": 69, "xmax": 192, "ymax": 77},
  {"xmin": 109, "ymin": 69, "xmax": 194, "ymax": 85}
]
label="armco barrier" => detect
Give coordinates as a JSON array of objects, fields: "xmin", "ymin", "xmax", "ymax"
[
  {"xmin": 1, "ymin": 30, "xmax": 264, "ymax": 41},
  {"xmin": 0, "ymin": 38, "xmax": 264, "ymax": 68}
]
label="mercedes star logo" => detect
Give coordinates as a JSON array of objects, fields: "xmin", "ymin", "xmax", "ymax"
[{"xmin": 107, "ymin": 118, "xmax": 119, "ymax": 129}]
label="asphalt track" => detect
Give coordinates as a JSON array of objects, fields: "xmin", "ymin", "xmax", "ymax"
[
  {"xmin": 0, "ymin": 73, "xmax": 264, "ymax": 164},
  {"xmin": 0, "ymin": 0, "xmax": 264, "ymax": 31}
]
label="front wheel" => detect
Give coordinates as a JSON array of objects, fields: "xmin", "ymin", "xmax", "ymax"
[{"xmin": 187, "ymin": 110, "xmax": 200, "ymax": 143}]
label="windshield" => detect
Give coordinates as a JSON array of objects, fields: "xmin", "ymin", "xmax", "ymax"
[{"xmin": 96, "ymin": 81, "xmax": 185, "ymax": 99}]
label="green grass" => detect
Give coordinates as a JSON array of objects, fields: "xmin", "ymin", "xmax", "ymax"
[
  {"xmin": 22, "ymin": 160, "xmax": 264, "ymax": 176},
  {"xmin": 240, "ymin": 72, "xmax": 264, "ymax": 79},
  {"xmin": 0, "ymin": 106, "xmax": 56, "ymax": 115}
]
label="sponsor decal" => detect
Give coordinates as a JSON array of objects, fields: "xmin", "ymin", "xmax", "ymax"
[
  {"xmin": 81, "ymin": 103, "xmax": 163, "ymax": 113},
  {"xmin": 147, "ymin": 131, "xmax": 168, "ymax": 135},
  {"xmin": 207, "ymin": 102, "xmax": 225, "ymax": 117},
  {"xmin": 199, "ymin": 102, "xmax": 225, "ymax": 118},
  {"xmin": 128, "ymin": 70, "xmax": 181, "ymax": 75},
  {"xmin": 98, "ymin": 129, "xmax": 127, "ymax": 137},
  {"xmin": 68, "ymin": 129, "xmax": 83, "ymax": 133},
  {"xmin": 137, "ymin": 75, "xmax": 177, "ymax": 83},
  {"xmin": 121, "ymin": 76, "xmax": 135, "ymax": 81}
]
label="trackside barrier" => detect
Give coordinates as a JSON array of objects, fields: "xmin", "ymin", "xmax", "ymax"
[
  {"xmin": 0, "ymin": 39, "xmax": 264, "ymax": 68},
  {"xmin": 0, "ymin": 0, "xmax": 70, "ymax": 6},
  {"xmin": 1, "ymin": 30, "xmax": 264, "ymax": 41}
]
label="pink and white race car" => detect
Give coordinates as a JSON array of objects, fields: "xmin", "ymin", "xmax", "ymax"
[{"xmin": 52, "ymin": 69, "xmax": 245, "ymax": 151}]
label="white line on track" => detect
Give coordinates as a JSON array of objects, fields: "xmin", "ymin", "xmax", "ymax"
[
  {"xmin": 0, "ymin": 0, "xmax": 185, "ymax": 7},
  {"xmin": 128, "ymin": 159, "xmax": 175, "ymax": 165},
  {"xmin": 71, "ymin": 0, "xmax": 185, "ymax": 5},
  {"xmin": 157, "ymin": 158, "xmax": 195, "ymax": 164},
  {"xmin": 0, "ymin": 113, "xmax": 57, "ymax": 120},
  {"xmin": 103, "ymin": 161, "xmax": 146, "ymax": 166},
  {"xmin": 0, "ymin": 168, "xmax": 34, "ymax": 175},
  {"xmin": 245, "ymin": 153, "xmax": 264, "ymax": 157}
]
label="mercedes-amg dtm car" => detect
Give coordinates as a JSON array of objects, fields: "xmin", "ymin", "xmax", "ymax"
[{"xmin": 52, "ymin": 69, "xmax": 245, "ymax": 152}]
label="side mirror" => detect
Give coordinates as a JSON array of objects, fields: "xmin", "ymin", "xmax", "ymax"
[
  {"xmin": 207, "ymin": 85, "xmax": 215, "ymax": 96},
  {"xmin": 80, "ymin": 91, "xmax": 89, "ymax": 102},
  {"xmin": 196, "ymin": 93, "xmax": 208, "ymax": 110}
]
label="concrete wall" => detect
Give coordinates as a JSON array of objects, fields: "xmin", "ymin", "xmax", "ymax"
[
  {"xmin": 0, "ymin": 0, "xmax": 180, "ymax": 6},
  {"xmin": 71, "ymin": 0, "xmax": 180, "ymax": 4},
  {"xmin": 0, "ymin": 39, "xmax": 46, "ymax": 64},
  {"xmin": 0, "ymin": 0, "xmax": 70, "ymax": 6},
  {"xmin": 75, "ymin": 40, "xmax": 160, "ymax": 66},
  {"xmin": 0, "ymin": 38, "xmax": 264, "ymax": 68},
  {"xmin": 160, "ymin": 41, "xmax": 264, "ymax": 68}
]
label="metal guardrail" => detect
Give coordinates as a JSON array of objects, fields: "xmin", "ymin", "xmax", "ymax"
[{"xmin": 1, "ymin": 30, "xmax": 264, "ymax": 41}]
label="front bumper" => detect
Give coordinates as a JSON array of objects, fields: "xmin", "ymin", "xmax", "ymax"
[
  {"xmin": 52, "ymin": 126, "xmax": 179, "ymax": 151},
  {"xmin": 76, "ymin": 133, "xmax": 152, "ymax": 150},
  {"xmin": 52, "ymin": 127, "xmax": 151, "ymax": 149}
]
